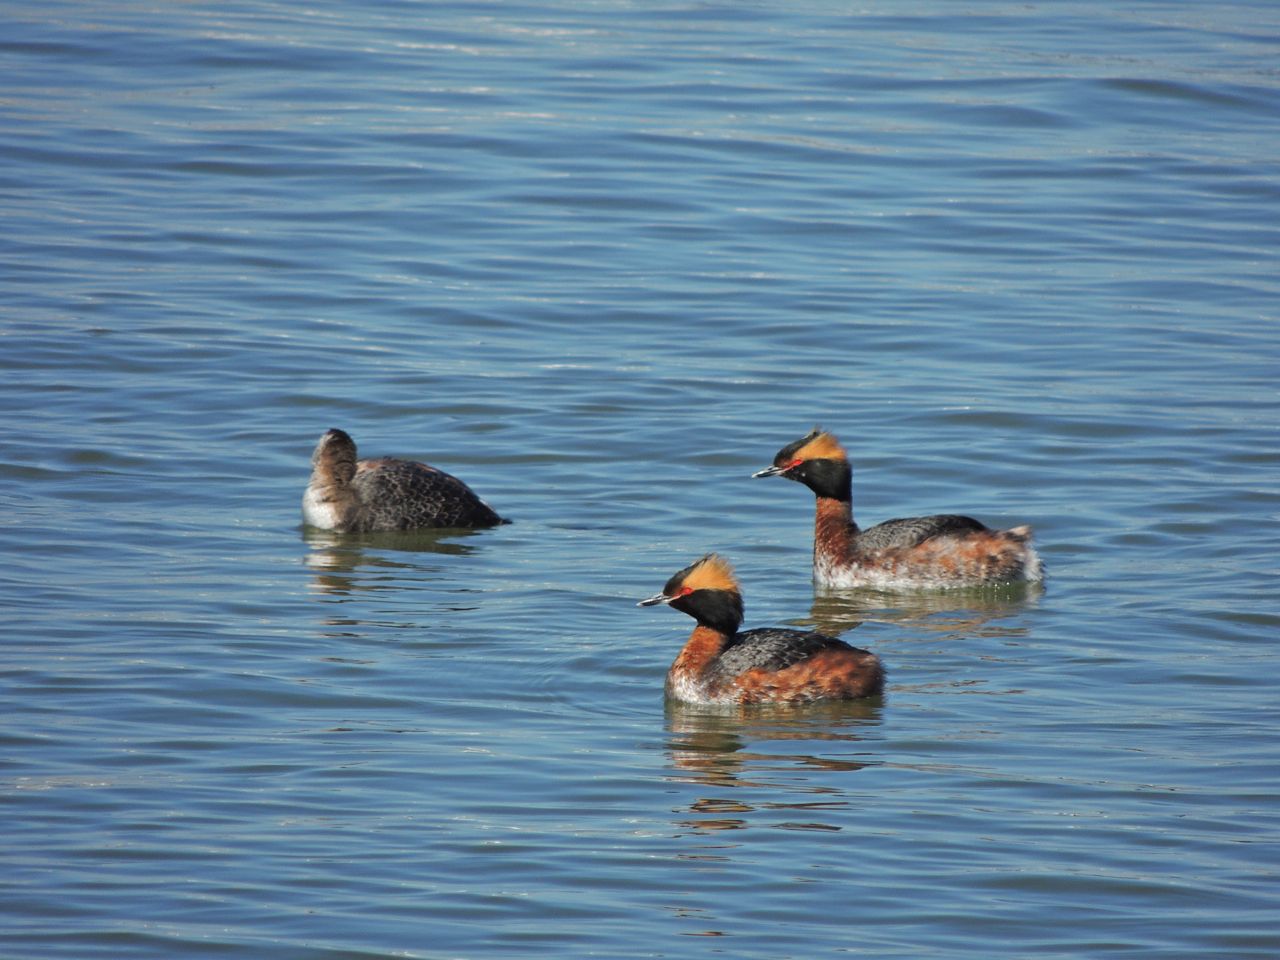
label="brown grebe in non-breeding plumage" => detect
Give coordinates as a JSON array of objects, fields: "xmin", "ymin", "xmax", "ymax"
[
  {"xmin": 302, "ymin": 428, "xmax": 505, "ymax": 532},
  {"xmin": 638, "ymin": 554, "xmax": 884, "ymax": 705},
  {"xmin": 753, "ymin": 428, "xmax": 1042, "ymax": 589}
]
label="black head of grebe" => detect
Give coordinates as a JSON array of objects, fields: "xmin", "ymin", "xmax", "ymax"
[
  {"xmin": 638, "ymin": 552, "xmax": 745, "ymax": 634},
  {"xmin": 752, "ymin": 427, "xmax": 852, "ymax": 500}
]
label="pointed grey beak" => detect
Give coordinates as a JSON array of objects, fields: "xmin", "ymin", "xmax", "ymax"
[
  {"xmin": 637, "ymin": 593, "xmax": 672, "ymax": 607},
  {"xmin": 752, "ymin": 464, "xmax": 787, "ymax": 478}
]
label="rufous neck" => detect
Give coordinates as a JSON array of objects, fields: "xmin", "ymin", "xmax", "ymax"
[
  {"xmin": 673, "ymin": 624, "xmax": 731, "ymax": 674},
  {"xmin": 814, "ymin": 496, "xmax": 856, "ymax": 565}
]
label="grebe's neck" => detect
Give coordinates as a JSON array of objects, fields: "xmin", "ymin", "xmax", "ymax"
[
  {"xmin": 671, "ymin": 624, "xmax": 730, "ymax": 674},
  {"xmin": 303, "ymin": 462, "xmax": 362, "ymax": 530},
  {"xmin": 814, "ymin": 496, "xmax": 857, "ymax": 570},
  {"xmin": 666, "ymin": 623, "xmax": 735, "ymax": 702}
]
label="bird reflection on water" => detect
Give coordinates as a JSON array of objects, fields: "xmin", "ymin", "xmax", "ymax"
[
  {"xmin": 664, "ymin": 698, "xmax": 884, "ymax": 834},
  {"xmin": 798, "ymin": 581, "xmax": 1044, "ymax": 639},
  {"xmin": 302, "ymin": 526, "xmax": 485, "ymax": 596}
]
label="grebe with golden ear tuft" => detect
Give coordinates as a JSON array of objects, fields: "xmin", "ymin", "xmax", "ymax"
[
  {"xmin": 639, "ymin": 554, "xmax": 885, "ymax": 705},
  {"xmin": 753, "ymin": 427, "xmax": 1042, "ymax": 589}
]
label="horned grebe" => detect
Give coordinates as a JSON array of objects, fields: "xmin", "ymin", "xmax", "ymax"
[
  {"xmin": 753, "ymin": 428, "xmax": 1042, "ymax": 589},
  {"xmin": 638, "ymin": 554, "xmax": 885, "ymax": 705},
  {"xmin": 302, "ymin": 428, "xmax": 505, "ymax": 532}
]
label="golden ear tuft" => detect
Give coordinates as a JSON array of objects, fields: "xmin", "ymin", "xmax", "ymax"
[
  {"xmin": 680, "ymin": 553, "xmax": 740, "ymax": 594},
  {"xmin": 794, "ymin": 429, "xmax": 846, "ymax": 462}
]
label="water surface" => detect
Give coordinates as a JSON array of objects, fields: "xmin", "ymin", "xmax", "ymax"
[{"xmin": 2, "ymin": 2, "xmax": 1278, "ymax": 958}]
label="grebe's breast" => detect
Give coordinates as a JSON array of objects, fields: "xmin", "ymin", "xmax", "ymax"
[
  {"xmin": 301, "ymin": 485, "xmax": 349, "ymax": 530},
  {"xmin": 352, "ymin": 458, "xmax": 503, "ymax": 530}
]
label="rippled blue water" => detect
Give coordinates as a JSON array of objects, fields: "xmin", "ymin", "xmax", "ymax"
[{"xmin": 3, "ymin": 2, "xmax": 1278, "ymax": 957}]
